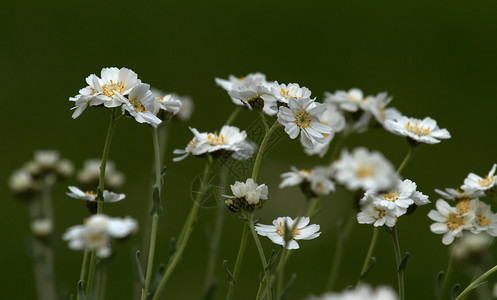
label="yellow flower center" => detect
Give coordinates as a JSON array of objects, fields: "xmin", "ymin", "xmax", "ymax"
[
  {"xmin": 446, "ymin": 213, "xmax": 464, "ymax": 230},
  {"xmin": 129, "ymin": 96, "xmax": 147, "ymax": 112},
  {"xmin": 405, "ymin": 121, "xmax": 431, "ymax": 136},
  {"xmin": 102, "ymin": 79, "xmax": 124, "ymax": 97},
  {"xmin": 207, "ymin": 133, "xmax": 225, "ymax": 146},
  {"xmin": 456, "ymin": 199, "xmax": 471, "ymax": 214},
  {"xmin": 383, "ymin": 192, "xmax": 400, "ymax": 202},
  {"xmin": 85, "ymin": 190, "xmax": 96, "ymax": 197},
  {"xmin": 280, "ymin": 88, "xmax": 301, "ymax": 99},
  {"xmin": 477, "ymin": 214, "xmax": 491, "ymax": 227},
  {"xmin": 356, "ymin": 164, "xmax": 374, "ymax": 178},
  {"xmin": 374, "ymin": 207, "xmax": 386, "ymax": 219},
  {"xmin": 294, "ymin": 110, "xmax": 313, "ymax": 128},
  {"xmin": 478, "ymin": 176, "xmax": 494, "ymax": 187}
]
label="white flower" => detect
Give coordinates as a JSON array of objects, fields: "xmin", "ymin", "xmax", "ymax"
[
  {"xmin": 173, "ymin": 126, "xmax": 255, "ymax": 162},
  {"xmin": 305, "ymin": 284, "xmax": 398, "ymax": 300},
  {"xmin": 279, "ymin": 166, "xmax": 335, "ymax": 196},
  {"xmin": 277, "ymin": 97, "xmax": 332, "ymax": 149},
  {"xmin": 324, "ymin": 88, "xmax": 370, "ymax": 112},
  {"xmin": 255, "ymin": 216, "xmax": 320, "ymax": 249},
  {"xmin": 66, "ymin": 186, "xmax": 125, "ymax": 203},
  {"xmin": 150, "ymin": 88, "xmax": 182, "ymax": 116},
  {"xmin": 357, "ymin": 192, "xmax": 397, "ymax": 227},
  {"xmin": 63, "ymin": 214, "xmax": 137, "ymax": 258},
  {"xmin": 267, "ymin": 81, "xmax": 313, "ymax": 105},
  {"xmin": 174, "ymin": 95, "xmax": 194, "ymax": 121},
  {"xmin": 304, "ymin": 103, "xmax": 346, "ymax": 157},
  {"xmin": 333, "ymin": 147, "xmax": 399, "ymax": 192},
  {"xmin": 33, "ymin": 150, "xmax": 60, "ymax": 170},
  {"xmin": 9, "ymin": 168, "xmax": 39, "ymax": 196},
  {"xmin": 224, "ymin": 178, "xmax": 268, "ymax": 212},
  {"xmin": 70, "ymin": 67, "xmax": 142, "ymax": 118},
  {"xmin": 31, "ymin": 219, "xmax": 53, "ymax": 238},
  {"xmin": 370, "ymin": 179, "xmax": 429, "ymax": 216},
  {"xmin": 215, "ymin": 72, "xmax": 267, "ymax": 93},
  {"xmin": 470, "ymin": 199, "xmax": 497, "ymax": 236},
  {"xmin": 461, "ymin": 163, "xmax": 497, "ymax": 193},
  {"xmin": 77, "ymin": 159, "xmax": 125, "ymax": 190},
  {"xmin": 384, "ymin": 115, "xmax": 451, "ymax": 144},
  {"xmin": 452, "ymin": 232, "xmax": 492, "ymax": 261},
  {"xmin": 435, "ymin": 187, "xmax": 484, "ymax": 202},
  {"xmin": 119, "ymin": 83, "xmax": 162, "ymax": 127},
  {"xmin": 428, "ymin": 199, "xmax": 475, "ymax": 245}
]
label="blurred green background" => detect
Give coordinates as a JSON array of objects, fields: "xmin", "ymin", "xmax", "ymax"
[{"xmin": 3, "ymin": 0, "xmax": 497, "ymax": 299}]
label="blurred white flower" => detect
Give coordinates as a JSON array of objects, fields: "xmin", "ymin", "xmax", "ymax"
[
  {"xmin": 9, "ymin": 168, "xmax": 40, "ymax": 196},
  {"xmin": 224, "ymin": 178, "xmax": 268, "ymax": 212},
  {"xmin": 384, "ymin": 115, "xmax": 451, "ymax": 144},
  {"xmin": 174, "ymin": 95, "xmax": 194, "ymax": 121},
  {"xmin": 77, "ymin": 159, "xmax": 125, "ymax": 190},
  {"xmin": 280, "ymin": 166, "xmax": 335, "ymax": 196},
  {"xmin": 255, "ymin": 216, "xmax": 320, "ymax": 249},
  {"xmin": 31, "ymin": 219, "xmax": 53, "ymax": 239},
  {"xmin": 63, "ymin": 214, "xmax": 137, "ymax": 258},
  {"xmin": 66, "ymin": 186, "xmax": 125, "ymax": 203},
  {"xmin": 150, "ymin": 88, "xmax": 182, "ymax": 117},
  {"xmin": 428, "ymin": 199, "xmax": 474, "ymax": 245},
  {"xmin": 324, "ymin": 88, "xmax": 369, "ymax": 112},
  {"xmin": 461, "ymin": 163, "xmax": 497, "ymax": 193},
  {"xmin": 435, "ymin": 187, "xmax": 484, "ymax": 202},
  {"xmin": 277, "ymin": 97, "xmax": 332, "ymax": 149},
  {"xmin": 470, "ymin": 199, "xmax": 497, "ymax": 235},
  {"xmin": 306, "ymin": 284, "xmax": 398, "ymax": 300},
  {"xmin": 452, "ymin": 232, "xmax": 492, "ymax": 261},
  {"xmin": 332, "ymin": 147, "xmax": 398, "ymax": 192},
  {"xmin": 173, "ymin": 126, "xmax": 255, "ymax": 162}
]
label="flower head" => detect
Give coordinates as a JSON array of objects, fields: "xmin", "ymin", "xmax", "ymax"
[
  {"xmin": 357, "ymin": 192, "xmax": 398, "ymax": 227},
  {"xmin": 63, "ymin": 214, "xmax": 137, "ymax": 258},
  {"xmin": 277, "ymin": 97, "xmax": 332, "ymax": 149},
  {"xmin": 370, "ymin": 179, "xmax": 429, "ymax": 215},
  {"xmin": 224, "ymin": 178, "xmax": 268, "ymax": 212},
  {"xmin": 255, "ymin": 216, "xmax": 320, "ymax": 249},
  {"xmin": 435, "ymin": 187, "xmax": 484, "ymax": 202},
  {"xmin": 150, "ymin": 88, "xmax": 183, "ymax": 120},
  {"xmin": 119, "ymin": 83, "xmax": 162, "ymax": 127},
  {"xmin": 280, "ymin": 166, "xmax": 335, "ymax": 197},
  {"xmin": 77, "ymin": 159, "xmax": 125, "ymax": 191},
  {"xmin": 67, "ymin": 186, "xmax": 125, "ymax": 203},
  {"xmin": 461, "ymin": 163, "xmax": 497, "ymax": 193},
  {"xmin": 304, "ymin": 103, "xmax": 346, "ymax": 157},
  {"xmin": 428, "ymin": 199, "xmax": 475, "ymax": 245},
  {"xmin": 384, "ymin": 115, "xmax": 451, "ymax": 144}
]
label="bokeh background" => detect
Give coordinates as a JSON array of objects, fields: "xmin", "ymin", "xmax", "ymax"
[{"xmin": 3, "ymin": 0, "xmax": 497, "ymax": 299}]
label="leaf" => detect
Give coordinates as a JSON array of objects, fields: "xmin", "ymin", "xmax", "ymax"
[
  {"xmin": 149, "ymin": 187, "xmax": 163, "ymax": 216},
  {"xmin": 135, "ymin": 250, "xmax": 145, "ymax": 286},
  {"xmin": 359, "ymin": 257, "xmax": 376, "ymax": 280},
  {"xmin": 451, "ymin": 283, "xmax": 460, "ymax": 300},
  {"xmin": 436, "ymin": 271, "xmax": 445, "ymax": 298},
  {"xmin": 77, "ymin": 280, "xmax": 86, "ymax": 300},
  {"xmin": 398, "ymin": 252, "xmax": 410, "ymax": 272},
  {"xmin": 278, "ymin": 274, "xmax": 296, "ymax": 300},
  {"xmin": 223, "ymin": 260, "xmax": 235, "ymax": 283}
]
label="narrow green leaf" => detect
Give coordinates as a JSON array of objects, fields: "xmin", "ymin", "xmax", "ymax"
[
  {"xmin": 359, "ymin": 257, "xmax": 376, "ymax": 280},
  {"xmin": 278, "ymin": 273, "xmax": 296, "ymax": 300},
  {"xmin": 223, "ymin": 260, "xmax": 235, "ymax": 283},
  {"xmin": 77, "ymin": 280, "xmax": 86, "ymax": 300},
  {"xmin": 398, "ymin": 252, "xmax": 410, "ymax": 272},
  {"xmin": 149, "ymin": 187, "xmax": 163, "ymax": 216},
  {"xmin": 436, "ymin": 271, "xmax": 445, "ymax": 298},
  {"xmin": 450, "ymin": 283, "xmax": 460, "ymax": 300},
  {"xmin": 135, "ymin": 250, "xmax": 145, "ymax": 286}
]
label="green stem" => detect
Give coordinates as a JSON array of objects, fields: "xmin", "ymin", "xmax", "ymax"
[
  {"xmin": 76, "ymin": 251, "xmax": 89, "ymax": 300},
  {"xmin": 396, "ymin": 146, "xmax": 415, "ymax": 175},
  {"xmin": 456, "ymin": 264, "xmax": 497, "ymax": 300},
  {"xmin": 306, "ymin": 197, "xmax": 320, "ymax": 218},
  {"xmin": 141, "ymin": 127, "xmax": 163, "ymax": 300},
  {"xmin": 251, "ymin": 120, "xmax": 280, "ymax": 182},
  {"xmin": 225, "ymin": 107, "xmax": 242, "ymax": 126},
  {"xmin": 85, "ymin": 252, "xmax": 97, "ymax": 298},
  {"xmin": 153, "ymin": 162, "xmax": 211, "ymax": 300},
  {"xmin": 246, "ymin": 213, "xmax": 270, "ymax": 300},
  {"xmin": 390, "ymin": 226, "xmax": 405, "ymax": 300},
  {"xmin": 226, "ymin": 224, "xmax": 249, "ymax": 300},
  {"xmin": 357, "ymin": 227, "xmax": 379, "ymax": 284},
  {"xmin": 439, "ymin": 248, "xmax": 455, "ymax": 300}
]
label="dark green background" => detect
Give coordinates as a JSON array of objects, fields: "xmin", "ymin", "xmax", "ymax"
[{"xmin": 3, "ymin": 1, "xmax": 497, "ymax": 299}]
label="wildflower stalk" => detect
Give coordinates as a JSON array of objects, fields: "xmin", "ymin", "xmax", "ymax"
[
  {"xmin": 141, "ymin": 127, "xmax": 164, "ymax": 300},
  {"xmin": 251, "ymin": 119, "xmax": 280, "ymax": 182},
  {"xmin": 455, "ymin": 263, "xmax": 497, "ymax": 300},
  {"xmin": 153, "ymin": 160, "xmax": 212, "ymax": 299},
  {"xmin": 438, "ymin": 248, "xmax": 455, "ymax": 300},
  {"xmin": 226, "ymin": 223, "xmax": 249, "ymax": 300},
  {"xmin": 225, "ymin": 106, "xmax": 242, "ymax": 126},
  {"xmin": 77, "ymin": 251, "xmax": 89, "ymax": 300},
  {"xmin": 357, "ymin": 226, "xmax": 379, "ymax": 284},
  {"xmin": 85, "ymin": 109, "xmax": 121, "ymax": 298},
  {"xmin": 396, "ymin": 145, "xmax": 415, "ymax": 174},
  {"xmin": 38, "ymin": 174, "xmax": 56, "ymax": 300},
  {"xmin": 390, "ymin": 225, "xmax": 405, "ymax": 300}
]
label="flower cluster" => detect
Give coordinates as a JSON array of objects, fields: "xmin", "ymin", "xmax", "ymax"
[
  {"xmin": 77, "ymin": 158, "xmax": 125, "ymax": 191},
  {"xmin": 306, "ymin": 284, "xmax": 397, "ymax": 300},
  {"xmin": 224, "ymin": 178, "xmax": 268, "ymax": 212},
  {"xmin": 429, "ymin": 163, "xmax": 497, "ymax": 245},
  {"xmin": 255, "ymin": 216, "xmax": 321, "ymax": 249},
  {"xmin": 357, "ymin": 179, "xmax": 429, "ymax": 227},
  {"xmin": 63, "ymin": 214, "xmax": 137, "ymax": 258},
  {"xmin": 70, "ymin": 67, "xmax": 186, "ymax": 127},
  {"xmin": 173, "ymin": 125, "xmax": 256, "ymax": 162}
]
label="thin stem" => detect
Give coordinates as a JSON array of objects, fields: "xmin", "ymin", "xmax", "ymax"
[
  {"xmin": 390, "ymin": 226, "xmax": 405, "ymax": 300},
  {"xmin": 85, "ymin": 252, "xmax": 97, "ymax": 298},
  {"xmin": 246, "ymin": 213, "xmax": 271, "ymax": 300},
  {"xmin": 76, "ymin": 251, "xmax": 89, "ymax": 300},
  {"xmin": 306, "ymin": 197, "xmax": 320, "ymax": 218},
  {"xmin": 439, "ymin": 248, "xmax": 455, "ymax": 300},
  {"xmin": 396, "ymin": 146, "xmax": 415, "ymax": 175},
  {"xmin": 357, "ymin": 227, "xmax": 379, "ymax": 284},
  {"xmin": 252, "ymin": 120, "xmax": 280, "ymax": 182},
  {"xmin": 456, "ymin": 264, "xmax": 497, "ymax": 300},
  {"xmin": 226, "ymin": 224, "xmax": 249, "ymax": 300},
  {"xmin": 153, "ymin": 162, "xmax": 212, "ymax": 300},
  {"xmin": 141, "ymin": 127, "xmax": 163, "ymax": 300},
  {"xmin": 225, "ymin": 107, "xmax": 242, "ymax": 126}
]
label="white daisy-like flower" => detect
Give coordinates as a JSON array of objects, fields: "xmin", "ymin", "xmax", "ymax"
[
  {"xmin": 173, "ymin": 94, "xmax": 194, "ymax": 121},
  {"xmin": 255, "ymin": 216, "xmax": 321, "ymax": 249},
  {"xmin": 70, "ymin": 67, "xmax": 142, "ymax": 118},
  {"xmin": 324, "ymin": 88, "xmax": 370, "ymax": 112},
  {"xmin": 435, "ymin": 187, "xmax": 484, "ymax": 202},
  {"xmin": 332, "ymin": 147, "xmax": 399, "ymax": 192},
  {"xmin": 304, "ymin": 103, "xmax": 346, "ymax": 157},
  {"xmin": 305, "ymin": 284, "xmax": 398, "ymax": 300},
  {"xmin": 279, "ymin": 166, "xmax": 335, "ymax": 196},
  {"xmin": 150, "ymin": 88, "xmax": 182, "ymax": 117},
  {"xmin": 77, "ymin": 159, "xmax": 125, "ymax": 190},
  {"xmin": 277, "ymin": 97, "xmax": 332, "ymax": 149},
  {"xmin": 66, "ymin": 186, "xmax": 125, "ymax": 203},
  {"xmin": 224, "ymin": 178, "xmax": 268, "ymax": 212},
  {"xmin": 267, "ymin": 81, "xmax": 313, "ymax": 105},
  {"xmin": 470, "ymin": 199, "xmax": 497, "ymax": 236},
  {"xmin": 357, "ymin": 193, "xmax": 397, "ymax": 227},
  {"xmin": 461, "ymin": 164, "xmax": 497, "ymax": 193},
  {"xmin": 62, "ymin": 214, "xmax": 138, "ymax": 258},
  {"xmin": 31, "ymin": 219, "xmax": 53, "ymax": 239},
  {"xmin": 384, "ymin": 115, "xmax": 451, "ymax": 144},
  {"xmin": 428, "ymin": 199, "xmax": 475, "ymax": 245},
  {"xmin": 215, "ymin": 72, "xmax": 267, "ymax": 93},
  {"xmin": 119, "ymin": 83, "xmax": 162, "ymax": 127},
  {"xmin": 173, "ymin": 126, "xmax": 255, "ymax": 162},
  {"xmin": 370, "ymin": 179, "xmax": 429, "ymax": 216}
]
